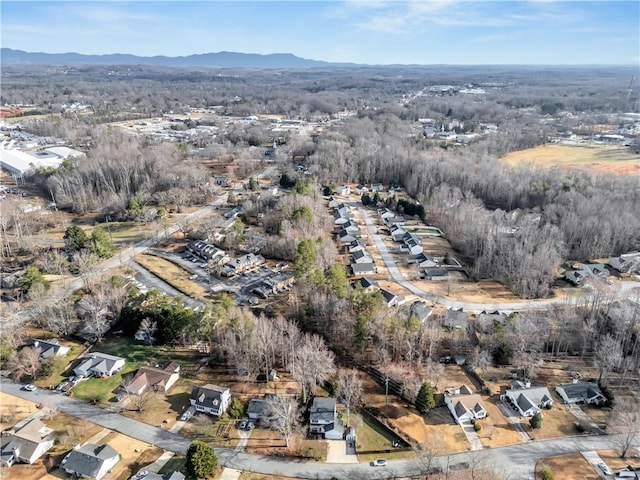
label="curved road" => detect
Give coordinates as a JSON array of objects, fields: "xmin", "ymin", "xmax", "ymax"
[
  {"xmin": 3, "ymin": 378, "xmax": 638, "ymax": 480},
  {"xmin": 353, "ymin": 203, "xmax": 640, "ymax": 314}
]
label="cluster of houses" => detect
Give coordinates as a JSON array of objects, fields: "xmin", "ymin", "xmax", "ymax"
[
  {"xmin": 220, "ymin": 253, "xmax": 265, "ymax": 277},
  {"xmin": 446, "ymin": 379, "xmax": 606, "ymax": 426},
  {"xmin": 564, "ymin": 253, "xmax": 640, "ymax": 287},
  {"xmin": 354, "ymin": 277, "xmax": 405, "ymax": 307},
  {"xmin": 329, "ymin": 199, "xmax": 378, "ymax": 276},
  {"xmin": 249, "ymin": 271, "xmax": 295, "ymax": 299},
  {"xmin": 186, "ymin": 240, "xmax": 230, "ymax": 266}
]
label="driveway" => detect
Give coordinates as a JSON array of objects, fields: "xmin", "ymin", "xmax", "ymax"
[
  {"xmin": 582, "ymin": 450, "xmax": 613, "ymax": 478},
  {"xmin": 496, "ymin": 401, "xmax": 531, "ymax": 442},
  {"xmin": 325, "ymin": 440, "xmax": 358, "ymax": 464},
  {"xmin": 459, "ymin": 419, "xmax": 483, "ymax": 451}
]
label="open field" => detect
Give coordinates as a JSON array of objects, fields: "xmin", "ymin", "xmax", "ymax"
[
  {"xmin": 135, "ymin": 253, "xmax": 209, "ymax": 298},
  {"xmin": 598, "ymin": 448, "xmax": 640, "ymax": 470},
  {"xmin": 522, "ymin": 403, "xmax": 581, "ymax": 439},
  {"xmin": 501, "ymin": 144, "xmax": 640, "ymax": 175},
  {"xmin": 477, "ymin": 398, "xmax": 524, "ymax": 448},
  {"xmin": 536, "ymin": 453, "xmax": 599, "ymax": 480},
  {"xmin": 0, "ymin": 392, "xmax": 40, "ymax": 429}
]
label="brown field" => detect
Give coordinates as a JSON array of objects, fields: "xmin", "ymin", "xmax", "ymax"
[
  {"xmin": 0, "ymin": 392, "xmax": 39, "ymax": 429},
  {"xmin": 101, "ymin": 431, "xmax": 156, "ymax": 480},
  {"xmin": 501, "ymin": 144, "xmax": 640, "ymax": 175},
  {"xmin": 599, "ymin": 448, "xmax": 640, "ymax": 469},
  {"xmin": 536, "ymin": 453, "xmax": 599, "ymax": 480},
  {"xmin": 134, "ymin": 253, "xmax": 209, "ymax": 299},
  {"xmin": 522, "ymin": 403, "xmax": 580, "ymax": 439}
]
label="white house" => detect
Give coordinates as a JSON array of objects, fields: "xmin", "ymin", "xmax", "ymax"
[
  {"xmin": 26, "ymin": 338, "xmax": 70, "ymax": 359},
  {"xmin": 0, "ymin": 418, "xmax": 54, "ymax": 466},
  {"xmin": 61, "ymin": 444, "xmax": 120, "ymax": 480},
  {"xmin": 190, "ymin": 384, "xmax": 231, "ymax": 416},
  {"xmin": 73, "ymin": 353, "xmax": 125, "ymax": 378},
  {"xmin": 503, "ymin": 380, "xmax": 553, "ymax": 417},
  {"xmin": 336, "ymin": 185, "xmax": 351, "ymax": 196},
  {"xmin": 352, "ymin": 249, "xmax": 373, "ymax": 264},
  {"xmin": 351, "ymin": 263, "xmax": 377, "ymax": 276},
  {"xmin": 444, "ymin": 385, "xmax": 487, "ymax": 424}
]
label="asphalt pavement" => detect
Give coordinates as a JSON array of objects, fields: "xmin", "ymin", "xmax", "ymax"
[{"xmin": 2, "ymin": 377, "xmax": 637, "ymax": 480}]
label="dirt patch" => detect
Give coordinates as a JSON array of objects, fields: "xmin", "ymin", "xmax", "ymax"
[
  {"xmin": 0, "ymin": 392, "xmax": 39, "ymax": 429},
  {"xmin": 536, "ymin": 453, "xmax": 599, "ymax": 480},
  {"xmin": 101, "ymin": 431, "xmax": 154, "ymax": 480},
  {"xmin": 391, "ymin": 407, "xmax": 468, "ymax": 453}
]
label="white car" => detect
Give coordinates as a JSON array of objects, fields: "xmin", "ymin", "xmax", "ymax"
[
  {"xmin": 597, "ymin": 462, "xmax": 612, "ymax": 475},
  {"xmin": 372, "ymin": 459, "xmax": 387, "ymax": 467},
  {"xmin": 22, "ymin": 384, "xmax": 37, "ymax": 392}
]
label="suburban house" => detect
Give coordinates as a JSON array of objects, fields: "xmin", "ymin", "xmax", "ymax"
[
  {"xmin": 0, "ymin": 418, "xmax": 54, "ymax": 466},
  {"xmin": 309, "ymin": 397, "xmax": 343, "ymax": 440},
  {"xmin": 60, "ymin": 443, "xmax": 120, "ymax": 480},
  {"xmin": 408, "ymin": 252, "xmax": 439, "ymax": 268},
  {"xmin": 333, "ymin": 210, "xmax": 351, "ymax": 225},
  {"xmin": 421, "ymin": 267, "xmax": 449, "ymax": 281},
  {"xmin": 338, "ymin": 229, "xmax": 359, "ymax": 245},
  {"xmin": 335, "ymin": 204, "xmax": 351, "ymax": 217},
  {"xmin": 370, "ymin": 183, "xmax": 384, "ymax": 193},
  {"xmin": 352, "ymin": 249, "xmax": 373, "ymax": 264},
  {"xmin": 220, "ymin": 254, "xmax": 265, "ymax": 277},
  {"xmin": 383, "ymin": 215, "xmax": 407, "ymax": 227},
  {"xmin": 340, "ymin": 221, "xmax": 360, "ymax": 234},
  {"xmin": 246, "ymin": 393, "xmax": 279, "ymax": 422},
  {"xmin": 73, "ymin": 352, "xmax": 125, "ymax": 378},
  {"xmin": 609, "ymin": 253, "xmax": 640, "ymax": 273},
  {"xmin": 474, "ymin": 312, "xmax": 508, "ymax": 335},
  {"xmin": 408, "ymin": 301, "xmax": 433, "ymax": 323},
  {"xmin": 555, "ymin": 382, "xmax": 606, "ymax": 405},
  {"xmin": 26, "ymin": 338, "xmax": 70, "ymax": 359},
  {"xmin": 126, "ymin": 362, "xmax": 181, "ymax": 396},
  {"xmin": 389, "ymin": 224, "xmax": 408, "ymax": 242},
  {"xmin": 502, "ymin": 380, "xmax": 554, "ymax": 417},
  {"xmin": 401, "ymin": 234, "xmax": 423, "ymax": 255},
  {"xmin": 565, "ymin": 263, "xmax": 609, "ymax": 286},
  {"xmin": 348, "ymin": 239, "xmax": 366, "ymax": 254},
  {"xmin": 355, "ymin": 277, "xmax": 379, "ymax": 291},
  {"xmin": 444, "ymin": 385, "xmax": 488, "ymax": 424},
  {"xmin": 378, "ymin": 208, "xmax": 396, "ymax": 220},
  {"xmin": 328, "ymin": 197, "xmax": 340, "ymax": 209},
  {"xmin": 443, "ymin": 308, "xmax": 469, "ymax": 331},
  {"xmin": 351, "ymin": 262, "xmax": 377, "ymax": 276},
  {"xmin": 190, "ymin": 384, "xmax": 231, "ymax": 416},
  {"xmin": 380, "ymin": 288, "xmax": 405, "ymax": 307},
  {"xmin": 336, "ymin": 185, "xmax": 351, "ymax": 196},
  {"xmin": 354, "ymin": 184, "xmax": 368, "ymax": 195}
]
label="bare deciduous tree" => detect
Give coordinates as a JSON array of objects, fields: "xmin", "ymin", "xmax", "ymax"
[
  {"xmin": 336, "ymin": 368, "xmax": 362, "ymax": 428},
  {"xmin": 611, "ymin": 399, "xmax": 640, "ymax": 458},
  {"xmin": 263, "ymin": 395, "xmax": 302, "ymax": 450}
]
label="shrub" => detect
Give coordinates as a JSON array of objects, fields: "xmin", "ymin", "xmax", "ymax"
[
  {"xmin": 186, "ymin": 441, "xmax": 217, "ymax": 479},
  {"xmin": 540, "ymin": 467, "xmax": 555, "ymax": 480},
  {"xmin": 530, "ymin": 412, "xmax": 542, "ymax": 429},
  {"xmin": 473, "ymin": 422, "xmax": 481, "ymax": 432}
]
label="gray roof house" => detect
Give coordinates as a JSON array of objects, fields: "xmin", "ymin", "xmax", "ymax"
[
  {"xmin": 190, "ymin": 384, "xmax": 231, "ymax": 416},
  {"xmin": 443, "ymin": 308, "xmax": 469, "ymax": 330},
  {"xmin": 408, "ymin": 301, "xmax": 433, "ymax": 323},
  {"xmin": 133, "ymin": 471, "xmax": 185, "ymax": 480},
  {"xmin": 61, "ymin": 443, "xmax": 120, "ymax": 480},
  {"xmin": 555, "ymin": 382, "xmax": 606, "ymax": 405},
  {"xmin": 73, "ymin": 352, "xmax": 125, "ymax": 378},
  {"xmin": 352, "ymin": 249, "xmax": 373, "ymax": 264},
  {"xmin": 309, "ymin": 397, "xmax": 343, "ymax": 440},
  {"xmin": 351, "ymin": 262, "xmax": 377, "ymax": 276},
  {"xmin": 26, "ymin": 338, "xmax": 70, "ymax": 359},
  {"xmin": 348, "ymin": 239, "xmax": 366, "ymax": 254},
  {"xmin": 355, "ymin": 277, "xmax": 379, "ymax": 291},
  {"xmin": 246, "ymin": 394, "xmax": 279, "ymax": 422},
  {"xmin": 0, "ymin": 418, "xmax": 54, "ymax": 467},
  {"xmin": 503, "ymin": 381, "xmax": 554, "ymax": 417},
  {"xmin": 380, "ymin": 288, "xmax": 405, "ymax": 307}
]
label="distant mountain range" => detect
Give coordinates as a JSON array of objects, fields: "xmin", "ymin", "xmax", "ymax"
[{"xmin": 0, "ymin": 48, "xmax": 354, "ymax": 68}]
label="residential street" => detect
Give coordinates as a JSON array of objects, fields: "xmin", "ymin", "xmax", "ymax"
[
  {"xmin": 2, "ymin": 377, "xmax": 638, "ymax": 480},
  {"xmin": 354, "ymin": 203, "xmax": 640, "ymax": 314}
]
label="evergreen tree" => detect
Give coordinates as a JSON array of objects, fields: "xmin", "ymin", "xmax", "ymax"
[
  {"xmin": 294, "ymin": 239, "xmax": 316, "ymax": 279},
  {"xmin": 529, "ymin": 411, "xmax": 543, "ymax": 429},
  {"xmin": 89, "ymin": 227, "xmax": 115, "ymax": 258},
  {"xmin": 186, "ymin": 441, "xmax": 218, "ymax": 479},
  {"xmin": 415, "ymin": 381, "xmax": 436, "ymax": 414},
  {"xmin": 63, "ymin": 225, "xmax": 88, "ymax": 252}
]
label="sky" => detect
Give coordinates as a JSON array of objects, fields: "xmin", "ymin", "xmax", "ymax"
[{"xmin": 2, "ymin": 0, "xmax": 639, "ymax": 65}]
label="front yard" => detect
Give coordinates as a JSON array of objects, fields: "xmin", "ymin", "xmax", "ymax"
[{"xmin": 536, "ymin": 453, "xmax": 599, "ymax": 480}]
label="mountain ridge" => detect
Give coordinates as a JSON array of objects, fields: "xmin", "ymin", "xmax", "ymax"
[{"xmin": 0, "ymin": 48, "xmax": 356, "ymax": 68}]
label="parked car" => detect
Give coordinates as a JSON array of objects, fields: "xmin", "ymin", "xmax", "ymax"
[
  {"xmin": 597, "ymin": 462, "xmax": 613, "ymax": 475},
  {"xmin": 22, "ymin": 384, "xmax": 37, "ymax": 392},
  {"xmin": 372, "ymin": 459, "xmax": 387, "ymax": 467},
  {"xmin": 180, "ymin": 409, "xmax": 193, "ymax": 422},
  {"xmin": 239, "ymin": 419, "xmax": 248, "ymax": 430}
]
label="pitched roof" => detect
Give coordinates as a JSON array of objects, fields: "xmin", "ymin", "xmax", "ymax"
[
  {"xmin": 62, "ymin": 444, "xmax": 119, "ymax": 478},
  {"xmin": 310, "ymin": 397, "xmax": 336, "ymax": 424},
  {"xmin": 1, "ymin": 418, "xmax": 53, "ymax": 463},
  {"xmin": 128, "ymin": 362, "xmax": 180, "ymax": 394},
  {"xmin": 190, "ymin": 384, "xmax": 229, "ymax": 408}
]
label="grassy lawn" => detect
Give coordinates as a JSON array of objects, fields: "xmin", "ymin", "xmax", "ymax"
[
  {"xmin": 477, "ymin": 398, "xmax": 525, "ymax": 448},
  {"xmin": 135, "ymin": 253, "xmax": 209, "ymax": 299},
  {"xmin": 522, "ymin": 404, "xmax": 581, "ymax": 440},
  {"xmin": 72, "ymin": 362, "xmax": 139, "ymax": 404},
  {"xmin": 355, "ymin": 413, "xmax": 396, "ymax": 452},
  {"xmin": 35, "ymin": 343, "xmax": 87, "ymax": 390},
  {"xmin": 158, "ymin": 456, "xmax": 187, "ymax": 475}
]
